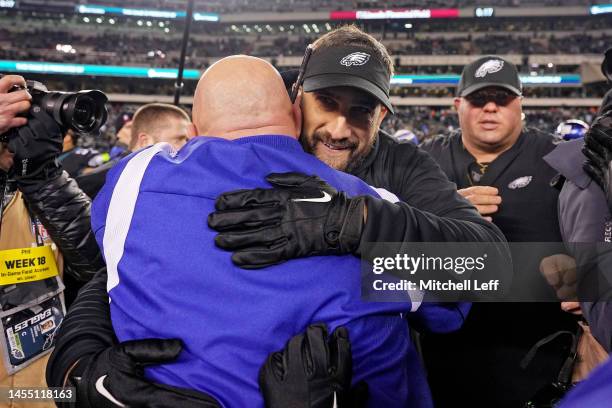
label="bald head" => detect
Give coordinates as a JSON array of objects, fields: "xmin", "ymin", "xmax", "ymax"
[{"xmin": 191, "ymin": 56, "xmax": 300, "ymax": 140}]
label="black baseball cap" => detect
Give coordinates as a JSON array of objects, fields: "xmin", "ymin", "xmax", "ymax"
[
  {"xmin": 302, "ymin": 46, "xmax": 394, "ymax": 114},
  {"xmin": 457, "ymin": 56, "xmax": 522, "ymax": 97},
  {"xmin": 114, "ymin": 111, "xmax": 134, "ymax": 131}
]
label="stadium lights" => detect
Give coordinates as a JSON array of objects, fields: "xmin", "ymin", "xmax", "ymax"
[
  {"xmin": 330, "ymin": 8, "xmax": 460, "ymax": 20},
  {"xmin": 164, "ymin": 27, "xmax": 170, "ymax": 33},
  {"xmin": 0, "ymin": 59, "xmax": 583, "ymax": 86},
  {"xmin": 405, "ymin": 23, "xmax": 413, "ymax": 29},
  {"xmin": 137, "ymin": 20, "xmax": 143, "ymax": 26},
  {"xmin": 96, "ymin": 17, "xmax": 103, "ymax": 23},
  {"xmin": 83, "ymin": 17, "xmax": 90, "ymax": 22},
  {"xmin": 159, "ymin": 22, "xmax": 164, "ymax": 27},
  {"xmin": 75, "ymin": 4, "xmax": 219, "ymax": 22},
  {"xmin": 109, "ymin": 18, "xmax": 115, "ymax": 24},
  {"xmin": 56, "ymin": 44, "xmax": 71, "ymax": 53},
  {"xmin": 146, "ymin": 21, "xmax": 152, "ymax": 26},
  {"xmin": 590, "ymin": 4, "xmax": 612, "ymax": 14}
]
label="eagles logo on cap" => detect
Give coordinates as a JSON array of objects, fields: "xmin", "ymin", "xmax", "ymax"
[
  {"xmin": 340, "ymin": 52, "xmax": 370, "ymax": 67},
  {"xmin": 457, "ymin": 55, "xmax": 522, "ymax": 97},
  {"xmin": 302, "ymin": 46, "xmax": 394, "ymax": 113},
  {"xmin": 475, "ymin": 60, "xmax": 504, "ymax": 78}
]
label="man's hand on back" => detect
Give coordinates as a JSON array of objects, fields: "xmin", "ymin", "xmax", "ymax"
[
  {"xmin": 208, "ymin": 172, "xmax": 367, "ymax": 269},
  {"xmin": 73, "ymin": 338, "xmax": 221, "ymax": 408},
  {"xmin": 259, "ymin": 324, "xmax": 366, "ymax": 408}
]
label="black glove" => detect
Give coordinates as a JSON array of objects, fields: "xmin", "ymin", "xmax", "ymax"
[
  {"xmin": 74, "ymin": 338, "xmax": 221, "ymax": 408},
  {"xmin": 208, "ymin": 172, "xmax": 366, "ymax": 269},
  {"xmin": 582, "ymin": 110, "xmax": 612, "ymax": 207},
  {"xmin": 259, "ymin": 324, "xmax": 365, "ymax": 408},
  {"xmin": 7, "ymin": 104, "xmax": 62, "ymax": 179}
]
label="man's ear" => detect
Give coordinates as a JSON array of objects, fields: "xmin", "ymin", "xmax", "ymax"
[
  {"xmin": 187, "ymin": 123, "xmax": 199, "ymax": 139},
  {"xmin": 292, "ymin": 89, "xmax": 303, "ymax": 138},
  {"xmin": 378, "ymin": 105, "xmax": 388, "ymax": 123},
  {"xmin": 453, "ymin": 97, "xmax": 461, "ymax": 111},
  {"xmin": 137, "ymin": 133, "xmax": 153, "ymax": 149}
]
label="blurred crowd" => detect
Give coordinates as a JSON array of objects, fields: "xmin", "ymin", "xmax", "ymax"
[
  {"xmin": 1, "ymin": 12, "xmax": 611, "ymax": 69},
  {"xmin": 76, "ymin": 103, "xmax": 600, "ymax": 153},
  {"xmin": 2, "ymin": 29, "xmax": 611, "ymax": 67}
]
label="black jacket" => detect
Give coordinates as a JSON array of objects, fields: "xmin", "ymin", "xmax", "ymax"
[
  {"xmin": 421, "ymin": 128, "xmax": 562, "ymax": 243},
  {"xmin": 46, "ymin": 132, "xmax": 509, "ymax": 387},
  {"xmin": 354, "ymin": 132, "xmax": 507, "ymax": 247},
  {"xmin": 17, "ymin": 171, "xmax": 105, "ymax": 282}
]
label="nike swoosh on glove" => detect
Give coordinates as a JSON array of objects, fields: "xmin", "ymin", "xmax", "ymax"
[
  {"xmin": 74, "ymin": 338, "xmax": 221, "ymax": 408},
  {"xmin": 208, "ymin": 172, "xmax": 367, "ymax": 269}
]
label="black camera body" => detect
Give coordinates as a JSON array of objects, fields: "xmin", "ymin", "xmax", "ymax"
[{"xmin": 0, "ymin": 76, "xmax": 108, "ymax": 143}]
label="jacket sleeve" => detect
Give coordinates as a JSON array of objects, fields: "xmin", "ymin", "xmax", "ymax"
[
  {"xmin": 17, "ymin": 170, "xmax": 105, "ymax": 282},
  {"xmin": 358, "ymin": 146, "xmax": 509, "ymax": 248},
  {"xmin": 46, "ymin": 268, "xmax": 116, "ymax": 387}
]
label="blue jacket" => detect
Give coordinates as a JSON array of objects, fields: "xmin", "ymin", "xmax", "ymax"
[
  {"xmin": 92, "ymin": 135, "xmax": 439, "ymax": 408},
  {"xmin": 559, "ymin": 358, "xmax": 612, "ymax": 408}
]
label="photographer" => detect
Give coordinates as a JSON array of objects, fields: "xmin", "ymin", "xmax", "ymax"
[{"xmin": 0, "ymin": 74, "xmax": 106, "ymax": 406}]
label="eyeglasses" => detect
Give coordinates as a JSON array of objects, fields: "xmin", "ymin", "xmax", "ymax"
[{"xmin": 464, "ymin": 89, "xmax": 518, "ymax": 108}]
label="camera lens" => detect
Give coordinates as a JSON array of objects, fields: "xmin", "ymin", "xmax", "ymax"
[
  {"xmin": 72, "ymin": 96, "xmax": 95, "ymax": 129},
  {"xmin": 35, "ymin": 89, "xmax": 108, "ymax": 134}
]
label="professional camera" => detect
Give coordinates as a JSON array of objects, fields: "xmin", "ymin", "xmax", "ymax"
[{"xmin": 0, "ymin": 76, "xmax": 108, "ymax": 142}]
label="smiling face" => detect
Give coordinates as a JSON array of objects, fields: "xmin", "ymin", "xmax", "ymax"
[
  {"xmin": 455, "ymin": 86, "xmax": 523, "ymax": 156},
  {"xmin": 300, "ymin": 86, "xmax": 387, "ymax": 172}
]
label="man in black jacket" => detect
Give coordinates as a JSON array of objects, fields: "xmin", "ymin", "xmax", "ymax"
[
  {"xmin": 47, "ymin": 27, "xmax": 509, "ymax": 407},
  {"xmin": 420, "ymin": 56, "xmax": 577, "ymax": 408}
]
